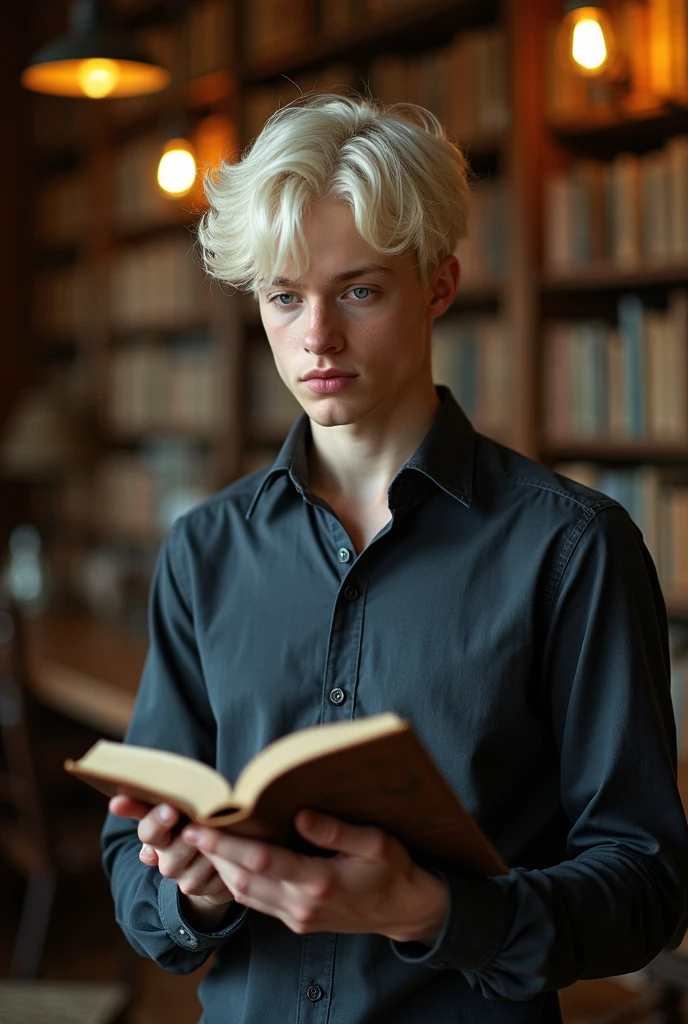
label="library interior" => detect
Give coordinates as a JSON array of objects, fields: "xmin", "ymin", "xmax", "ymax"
[{"xmin": 2, "ymin": 0, "xmax": 688, "ymax": 1021}]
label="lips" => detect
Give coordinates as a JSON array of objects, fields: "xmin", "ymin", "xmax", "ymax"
[{"xmin": 302, "ymin": 369, "xmax": 357, "ymax": 381}]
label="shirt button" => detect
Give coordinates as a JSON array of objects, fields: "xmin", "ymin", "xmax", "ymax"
[
  {"xmin": 306, "ymin": 984, "xmax": 323, "ymax": 1001},
  {"xmin": 344, "ymin": 585, "xmax": 359, "ymax": 601},
  {"xmin": 329, "ymin": 687, "xmax": 345, "ymax": 705},
  {"xmin": 338, "ymin": 547, "xmax": 351, "ymax": 563}
]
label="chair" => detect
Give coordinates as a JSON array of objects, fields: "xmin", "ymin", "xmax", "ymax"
[{"xmin": 0, "ymin": 583, "xmax": 137, "ymax": 1020}]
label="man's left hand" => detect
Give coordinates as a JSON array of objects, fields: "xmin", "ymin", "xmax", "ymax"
[{"xmin": 181, "ymin": 810, "xmax": 447, "ymax": 945}]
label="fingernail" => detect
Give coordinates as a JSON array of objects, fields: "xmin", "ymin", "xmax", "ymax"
[
  {"xmin": 140, "ymin": 844, "xmax": 153, "ymax": 857},
  {"xmin": 157, "ymin": 804, "xmax": 174, "ymax": 823},
  {"xmin": 183, "ymin": 827, "xmax": 200, "ymax": 843}
]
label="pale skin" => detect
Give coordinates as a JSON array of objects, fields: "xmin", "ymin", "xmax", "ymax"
[{"xmin": 110, "ymin": 198, "xmax": 461, "ymax": 943}]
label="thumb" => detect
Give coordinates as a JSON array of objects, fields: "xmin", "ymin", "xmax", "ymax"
[{"xmin": 294, "ymin": 809, "xmax": 385, "ymax": 858}]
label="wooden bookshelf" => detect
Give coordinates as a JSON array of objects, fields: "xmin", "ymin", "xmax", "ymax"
[
  {"xmin": 542, "ymin": 265, "xmax": 688, "ymax": 293},
  {"xmin": 16, "ymin": 0, "xmax": 688, "ymax": 634},
  {"xmin": 544, "ymin": 439, "xmax": 688, "ymax": 462}
]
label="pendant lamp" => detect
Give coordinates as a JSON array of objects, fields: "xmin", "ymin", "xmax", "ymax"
[
  {"xmin": 557, "ymin": 2, "xmax": 617, "ymax": 77},
  {"xmin": 21, "ymin": 0, "xmax": 170, "ymax": 99}
]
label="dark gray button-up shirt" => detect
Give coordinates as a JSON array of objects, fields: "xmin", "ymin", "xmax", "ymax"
[{"xmin": 101, "ymin": 386, "xmax": 688, "ymax": 1024}]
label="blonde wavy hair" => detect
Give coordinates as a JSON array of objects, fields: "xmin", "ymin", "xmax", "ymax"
[{"xmin": 197, "ymin": 92, "xmax": 472, "ymax": 293}]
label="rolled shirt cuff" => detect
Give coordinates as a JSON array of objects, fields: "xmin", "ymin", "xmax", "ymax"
[
  {"xmin": 390, "ymin": 869, "xmax": 507, "ymax": 971},
  {"xmin": 158, "ymin": 876, "xmax": 249, "ymax": 952}
]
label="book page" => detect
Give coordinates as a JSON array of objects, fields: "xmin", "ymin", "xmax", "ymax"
[
  {"xmin": 67, "ymin": 740, "xmax": 235, "ymax": 819},
  {"xmin": 233, "ymin": 713, "xmax": 408, "ymax": 807}
]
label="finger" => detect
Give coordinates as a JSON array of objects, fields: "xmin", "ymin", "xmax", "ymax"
[
  {"xmin": 177, "ymin": 854, "xmax": 230, "ymax": 899},
  {"xmin": 139, "ymin": 843, "xmax": 159, "ymax": 866},
  {"xmin": 109, "ymin": 794, "xmax": 154, "ymax": 820},
  {"xmin": 156, "ymin": 836, "xmax": 201, "ymax": 879},
  {"xmin": 294, "ymin": 810, "xmax": 392, "ymax": 861},
  {"xmin": 183, "ymin": 826, "xmax": 312, "ymax": 885},
  {"xmin": 138, "ymin": 803, "xmax": 180, "ymax": 848}
]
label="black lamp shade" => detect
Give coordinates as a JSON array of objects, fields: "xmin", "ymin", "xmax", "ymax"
[{"xmin": 21, "ymin": 0, "xmax": 170, "ymax": 98}]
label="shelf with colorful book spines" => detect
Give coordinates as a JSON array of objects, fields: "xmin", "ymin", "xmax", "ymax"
[{"xmin": 539, "ymin": 0, "xmax": 688, "ymax": 644}]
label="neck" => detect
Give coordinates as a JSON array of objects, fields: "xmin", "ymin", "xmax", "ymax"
[{"xmin": 307, "ymin": 378, "xmax": 441, "ymax": 509}]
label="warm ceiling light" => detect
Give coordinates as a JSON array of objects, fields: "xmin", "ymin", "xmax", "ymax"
[
  {"xmin": 21, "ymin": 0, "xmax": 170, "ymax": 99},
  {"xmin": 557, "ymin": 3, "xmax": 616, "ymax": 77},
  {"xmin": 157, "ymin": 138, "xmax": 197, "ymax": 196},
  {"xmin": 77, "ymin": 58, "xmax": 120, "ymax": 98}
]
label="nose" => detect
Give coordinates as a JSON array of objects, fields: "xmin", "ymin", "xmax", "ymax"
[{"xmin": 303, "ymin": 300, "xmax": 343, "ymax": 354}]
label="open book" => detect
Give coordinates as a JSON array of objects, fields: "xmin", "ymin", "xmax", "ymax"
[{"xmin": 65, "ymin": 712, "xmax": 507, "ymax": 875}]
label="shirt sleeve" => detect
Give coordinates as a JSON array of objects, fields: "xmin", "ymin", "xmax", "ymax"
[
  {"xmin": 100, "ymin": 518, "xmax": 249, "ymax": 974},
  {"xmin": 391, "ymin": 504, "xmax": 688, "ymax": 1000}
]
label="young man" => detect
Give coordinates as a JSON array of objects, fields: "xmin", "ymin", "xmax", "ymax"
[{"xmin": 102, "ymin": 95, "xmax": 688, "ymax": 1023}]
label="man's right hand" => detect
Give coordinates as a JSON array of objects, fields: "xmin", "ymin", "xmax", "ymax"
[{"xmin": 109, "ymin": 795, "xmax": 235, "ymax": 930}]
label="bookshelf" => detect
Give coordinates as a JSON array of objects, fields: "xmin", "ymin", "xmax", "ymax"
[
  {"xmin": 536, "ymin": 0, "xmax": 688, "ymax": 641},
  {"xmin": 14, "ymin": 0, "xmax": 688, "ymax": 648}
]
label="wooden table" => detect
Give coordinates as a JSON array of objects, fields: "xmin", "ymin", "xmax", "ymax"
[{"xmin": 23, "ymin": 613, "xmax": 148, "ymax": 738}]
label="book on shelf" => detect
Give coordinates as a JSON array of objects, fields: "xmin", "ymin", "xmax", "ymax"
[
  {"xmin": 544, "ymin": 291, "xmax": 688, "ymax": 442},
  {"xmin": 242, "ymin": 64, "xmax": 358, "ymax": 144},
  {"xmin": 109, "ymin": 239, "xmax": 210, "ymax": 331},
  {"xmin": 432, "ymin": 316, "xmax": 511, "ymax": 442},
  {"xmin": 242, "ymin": 0, "xmax": 313, "ymax": 65},
  {"xmin": 65, "ymin": 712, "xmax": 507, "ymax": 875},
  {"xmin": 32, "ymin": 265, "xmax": 89, "ymax": 341},
  {"xmin": 545, "ymin": 139, "xmax": 688, "ymax": 274},
  {"xmin": 108, "ymin": 335, "xmax": 228, "ymax": 436},
  {"xmin": 188, "ymin": 0, "xmax": 235, "ymax": 79},
  {"xmin": 248, "ymin": 343, "xmax": 302, "ymax": 437},
  {"xmin": 455, "ymin": 180, "xmax": 510, "ymax": 284},
  {"xmin": 35, "ymin": 171, "xmax": 87, "ymax": 246},
  {"xmin": 369, "ymin": 28, "xmax": 509, "ymax": 145}
]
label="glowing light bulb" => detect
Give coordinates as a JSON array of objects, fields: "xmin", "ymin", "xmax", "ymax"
[
  {"xmin": 157, "ymin": 139, "xmax": 197, "ymax": 196},
  {"xmin": 556, "ymin": 6, "xmax": 616, "ymax": 78},
  {"xmin": 77, "ymin": 58, "xmax": 120, "ymax": 98},
  {"xmin": 572, "ymin": 17, "xmax": 608, "ymax": 71}
]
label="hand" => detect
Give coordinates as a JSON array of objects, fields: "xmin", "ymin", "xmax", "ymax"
[
  {"xmin": 108, "ymin": 795, "xmax": 235, "ymax": 929},
  {"xmin": 181, "ymin": 809, "xmax": 448, "ymax": 945}
]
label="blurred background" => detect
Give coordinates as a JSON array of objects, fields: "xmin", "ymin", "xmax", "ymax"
[{"xmin": 2, "ymin": 0, "xmax": 688, "ymax": 1020}]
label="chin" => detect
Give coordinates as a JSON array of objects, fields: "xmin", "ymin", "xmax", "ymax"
[{"xmin": 302, "ymin": 394, "xmax": 367, "ymax": 428}]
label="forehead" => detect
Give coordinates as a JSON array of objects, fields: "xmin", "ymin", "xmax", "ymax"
[{"xmin": 267, "ymin": 199, "xmax": 407, "ymax": 287}]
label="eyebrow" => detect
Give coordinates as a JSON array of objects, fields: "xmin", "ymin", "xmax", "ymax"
[{"xmin": 269, "ymin": 263, "xmax": 395, "ymax": 287}]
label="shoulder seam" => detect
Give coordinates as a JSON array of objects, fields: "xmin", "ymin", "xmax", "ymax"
[
  {"xmin": 168, "ymin": 519, "xmax": 193, "ymax": 612},
  {"xmin": 543, "ymin": 503, "xmax": 632, "ymax": 625},
  {"xmin": 476, "ymin": 452, "xmax": 616, "ymax": 516}
]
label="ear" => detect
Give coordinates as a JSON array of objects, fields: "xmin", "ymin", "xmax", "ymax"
[{"xmin": 428, "ymin": 255, "xmax": 460, "ymax": 320}]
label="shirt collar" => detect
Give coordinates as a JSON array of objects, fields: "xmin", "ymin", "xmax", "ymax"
[{"xmin": 245, "ymin": 385, "xmax": 475, "ymax": 520}]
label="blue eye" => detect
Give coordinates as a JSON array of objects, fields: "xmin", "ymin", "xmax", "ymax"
[
  {"xmin": 273, "ymin": 293, "xmax": 296, "ymax": 306},
  {"xmin": 351, "ymin": 287, "xmax": 372, "ymax": 300}
]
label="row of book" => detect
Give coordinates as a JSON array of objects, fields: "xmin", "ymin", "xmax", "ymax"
[
  {"xmin": 247, "ymin": 343, "xmax": 303, "ymax": 437},
  {"xmin": 432, "ymin": 316, "xmax": 511, "ymax": 442},
  {"xmin": 242, "ymin": 0, "xmax": 313, "ymax": 65},
  {"xmin": 555, "ymin": 462, "xmax": 688, "ymax": 600},
  {"xmin": 113, "ymin": 135, "xmax": 194, "ymax": 229},
  {"xmin": 35, "ymin": 172, "xmax": 87, "ymax": 246},
  {"xmin": 32, "ymin": 266, "xmax": 88, "ymax": 340},
  {"xmin": 108, "ymin": 337, "xmax": 229, "ymax": 436},
  {"xmin": 547, "ymin": 0, "xmax": 688, "ymax": 123},
  {"xmin": 242, "ymin": 65, "xmax": 357, "ymax": 145},
  {"xmin": 109, "ymin": 239, "xmax": 210, "ymax": 331},
  {"xmin": 369, "ymin": 28, "xmax": 510, "ymax": 144},
  {"xmin": 62, "ymin": 441, "xmax": 214, "ymax": 542},
  {"xmin": 545, "ymin": 139, "xmax": 688, "ymax": 273},
  {"xmin": 456, "ymin": 180, "xmax": 509, "ymax": 285},
  {"xmin": 544, "ymin": 292, "xmax": 688, "ymax": 440},
  {"xmin": 241, "ymin": 27, "xmax": 509, "ymax": 147}
]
